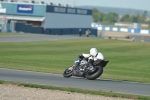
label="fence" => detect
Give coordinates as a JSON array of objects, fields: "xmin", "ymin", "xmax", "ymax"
[
  {"xmin": 14, "ymin": 22, "xmax": 98, "ymax": 36},
  {"xmin": 92, "ymin": 22, "xmax": 150, "ymax": 30},
  {"xmin": 97, "ymin": 26, "xmax": 150, "ymax": 34}
]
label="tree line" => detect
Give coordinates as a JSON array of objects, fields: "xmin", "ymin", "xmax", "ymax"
[{"xmin": 92, "ymin": 8, "xmax": 150, "ymax": 25}]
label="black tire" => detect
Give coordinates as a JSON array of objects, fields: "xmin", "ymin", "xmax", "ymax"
[
  {"xmin": 86, "ymin": 66, "xmax": 103, "ymax": 80},
  {"xmin": 63, "ymin": 67, "xmax": 73, "ymax": 78}
]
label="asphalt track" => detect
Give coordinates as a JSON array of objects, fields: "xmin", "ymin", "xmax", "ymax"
[
  {"xmin": 0, "ymin": 68, "xmax": 150, "ymax": 96},
  {"xmin": 0, "ymin": 33, "xmax": 150, "ymax": 96},
  {"xmin": 128, "ymin": 35, "xmax": 150, "ymax": 42},
  {"xmin": 0, "ymin": 34, "xmax": 84, "ymax": 42}
]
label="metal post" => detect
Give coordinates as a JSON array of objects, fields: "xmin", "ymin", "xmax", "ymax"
[{"xmin": 11, "ymin": 20, "xmax": 16, "ymax": 32}]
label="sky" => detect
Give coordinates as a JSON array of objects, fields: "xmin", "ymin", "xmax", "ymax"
[{"xmin": 42, "ymin": 0, "xmax": 150, "ymax": 11}]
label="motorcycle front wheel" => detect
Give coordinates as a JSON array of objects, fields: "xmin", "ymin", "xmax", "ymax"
[
  {"xmin": 63, "ymin": 66, "xmax": 73, "ymax": 78},
  {"xmin": 86, "ymin": 66, "xmax": 103, "ymax": 80}
]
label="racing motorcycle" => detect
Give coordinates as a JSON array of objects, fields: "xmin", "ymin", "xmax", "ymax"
[{"xmin": 63, "ymin": 57, "xmax": 109, "ymax": 80}]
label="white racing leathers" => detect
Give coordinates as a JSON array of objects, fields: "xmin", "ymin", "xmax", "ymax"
[
  {"xmin": 82, "ymin": 53, "xmax": 104, "ymax": 61},
  {"xmin": 81, "ymin": 53, "xmax": 104, "ymax": 71}
]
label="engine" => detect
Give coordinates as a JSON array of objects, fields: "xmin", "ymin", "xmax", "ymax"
[{"xmin": 79, "ymin": 59, "xmax": 88, "ymax": 70}]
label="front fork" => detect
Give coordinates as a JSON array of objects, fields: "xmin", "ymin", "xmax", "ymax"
[
  {"xmin": 73, "ymin": 57, "xmax": 81, "ymax": 70},
  {"xmin": 74, "ymin": 57, "xmax": 80, "ymax": 65}
]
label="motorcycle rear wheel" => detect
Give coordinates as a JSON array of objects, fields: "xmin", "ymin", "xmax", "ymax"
[
  {"xmin": 63, "ymin": 66, "xmax": 73, "ymax": 78},
  {"xmin": 86, "ymin": 66, "xmax": 103, "ymax": 80}
]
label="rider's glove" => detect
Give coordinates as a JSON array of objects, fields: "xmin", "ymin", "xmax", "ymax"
[{"xmin": 79, "ymin": 54, "xmax": 84, "ymax": 60}]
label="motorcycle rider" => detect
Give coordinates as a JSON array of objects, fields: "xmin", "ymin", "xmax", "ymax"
[{"xmin": 70, "ymin": 48, "xmax": 104, "ymax": 72}]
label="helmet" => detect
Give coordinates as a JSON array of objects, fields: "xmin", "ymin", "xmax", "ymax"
[{"xmin": 90, "ymin": 48, "xmax": 98, "ymax": 57}]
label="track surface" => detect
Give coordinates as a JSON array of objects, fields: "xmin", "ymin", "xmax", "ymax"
[
  {"xmin": 0, "ymin": 68, "xmax": 150, "ymax": 96},
  {"xmin": 0, "ymin": 33, "xmax": 150, "ymax": 42},
  {"xmin": 0, "ymin": 33, "xmax": 150, "ymax": 96},
  {"xmin": 0, "ymin": 34, "xmax": 83, "ymax": 42},
  {"xmin": 105, "ymin": 31, "xmax": 150, "ymax": 42}
]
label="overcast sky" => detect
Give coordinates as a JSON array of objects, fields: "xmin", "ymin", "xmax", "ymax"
[{"xmin": 43, "ymin": 0, "xmax": 150, "ymax": 11}]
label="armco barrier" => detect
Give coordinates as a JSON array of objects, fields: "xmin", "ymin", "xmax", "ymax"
[
  {"xmin": 91, "ymin": 29, "xmax": 98, "ymax": 36},
  {"xmin": 44, "ymin": 28, "xmax": 97, "ymax": 36},
  {"xmin": 15, "ymin": 22, "xmax": 24, "ymax": 31},
  {"xmin": 15, "ymin": 22, "xmax": 97, "ymax": 36},
  {"xmin": 44, "ymin": 29, "xmax": 50, "ymax": 34},
  {"xmin": 15, "ymin": 22, "xmax": 44, "ymax": 33},
  {"xmin": 51, "ymin": 29, "xmax": 61, "ymax": 35},
  {"xmin": 30, "ymin": 26, "xmax": 44, "ymax": 34},
  {"xmin": 25, "ymin": 24, "xmax": 32, "ymax": 33},
  {"xmin": 62, "ymin": 29, "xmax": 71, "ymax": 35},
  {"xmin": 72, "ymin": 29, "xmax": 78, "ymax": 35},
  {"xmin": 97, "ymin": 26, "xmax": 150, "ymax": 34}
]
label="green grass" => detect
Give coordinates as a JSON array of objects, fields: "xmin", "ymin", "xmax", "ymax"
[
  {"xmin": 0, "ymin": 80, "xmax": 150, "ymax": 100},
  {"xmin": 0, "ymin": 37, "xmax": 150, "ymax": 83}
]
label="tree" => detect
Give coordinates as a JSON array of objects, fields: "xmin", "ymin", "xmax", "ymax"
[
  {"xmin": 92, "ymin": 8, "xmax": 148, "ymax": 25},
  {"xmin": 120, "ymin": 14, "xmax": 130, "ymax": 22},
  {"xmin": 141, "ymin": 10, "xmax": 148, "ymax": 23},
  {"xmin": 129, "ymin": 15, "xmax": 138, "ymax": 23},
  {"xmin": 102, "ymin": 12, "xmax": 118, "ymax": 23},
  {"xmin": 142, "ymin": 10, "xmax": 147, "ymax": 19},
  {"xmin": 92, "ymin": 8, "xmax": 103, "ymax": 22}
]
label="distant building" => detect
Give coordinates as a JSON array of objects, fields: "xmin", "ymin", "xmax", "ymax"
[{"xmin": 0, "ymin": 0, "xmax": 93, "ymax": 32}]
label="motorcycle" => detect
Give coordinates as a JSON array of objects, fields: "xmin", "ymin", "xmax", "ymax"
[{"xmin": 63, "ymin": 57, "xmax": 109, "ymax": 80}]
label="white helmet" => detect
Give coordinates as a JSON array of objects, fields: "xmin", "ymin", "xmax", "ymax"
[{"xmin": 90, "ymin": 48, "xmax": 98, "ymax": 57}]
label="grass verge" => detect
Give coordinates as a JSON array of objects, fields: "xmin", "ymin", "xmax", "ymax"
[{"xmin": 0, "ymin": 80, "xmax": 150, "ymax": 100}]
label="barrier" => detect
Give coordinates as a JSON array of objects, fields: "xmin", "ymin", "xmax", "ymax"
[
  {"xmin": 97, "ymin": 26, "xmax": 150, "ymax": 34},
  {"xmin": 43, "ymin": 28, "xmax": 97, "ymax": 36},
  {"xmin": 14, "ymin": 22, "xmax": 98, "ymax": 36},
  {"xmin": 15, "ymin": 22, "xmax": 44, "ymax": 33}
]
